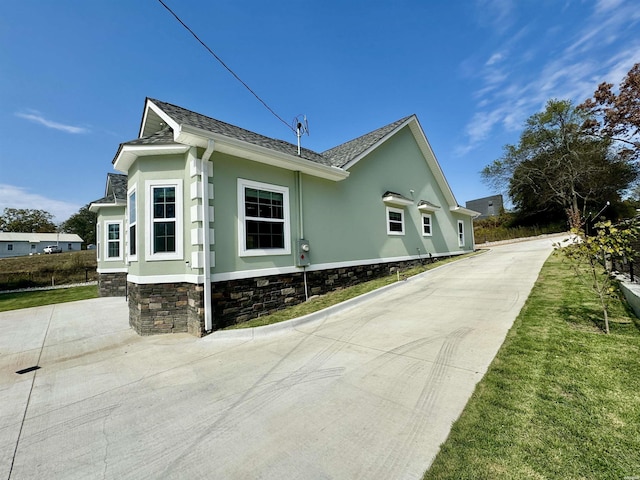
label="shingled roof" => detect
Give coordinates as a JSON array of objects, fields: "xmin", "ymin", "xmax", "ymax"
[
  {"xmin": 322, "ymin": 115, "xmax": 414, "ymax": 167},
  {"xmin": 90, "ymin": 173, "xmax": 128, "ymax": 206},
  {"xmin": 147, "ymin": 99, "xmax": 332, "ymax": 166},
  {"xmin": 139, "ymin": 99, "xmax": 414, "ymax": 169}
]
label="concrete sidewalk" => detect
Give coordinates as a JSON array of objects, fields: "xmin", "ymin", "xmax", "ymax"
[{"xmin": 1, "ymin": 237, "xmax": 556, "ymax": 479}]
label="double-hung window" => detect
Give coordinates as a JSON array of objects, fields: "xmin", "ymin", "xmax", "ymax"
[
  {"xmin": 422, "ymin": 213, "xmax": 432, "ymax": 236},
  {"xmin": 458, "ymin": 220, "xmax": 465, "ymax": 247},
  {"xmin": 105, "ymin": 221, "xmax": 123, "ymax": 261},
  {"xmin": 386, "ymin": 206, "xmax": 405, "ymax": 235},
  {"xmin": 238, "ymin": 178, "xmax": 290, "ymax": 256},
  {"xmin": 146, "ymin": 180, "xmax": 183, "ymax": 261},
  {"xmin": 128, "ymin": 188, "xmax": 137, "ymax": 260}
]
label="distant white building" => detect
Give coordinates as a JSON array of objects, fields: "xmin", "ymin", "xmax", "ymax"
[{"xmin": 0, "ymin": 232, "xmax": 84, "ymax": 258}]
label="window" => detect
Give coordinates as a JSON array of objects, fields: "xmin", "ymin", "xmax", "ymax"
[
  {"xmin": 145, "ymin": 180, "xmax": 183, "ymax": 261},
  {"xmin": 422, "ymin": 214, "xmax": 432, "ymax": 236},
  {"xmin": 238, "ymin": 179, "xmax": 290, "ymax": 256},
  {"xmin": 128, "ymin": 188, "xmax": 137, "ymax": 260},
  {"xmin": 386, "ymin": 206, "xmax": 405, "ymax": 235},
  {"xmin": 105, "ymin": 221, "xmax": 123, "ymax": 261},
  {"xmin": 67, "ymin": 243, "xmax": 72, "ymax": 251},
  {"xmin": 458, "ymin": 220, "xmax": 465, "ymax": 247},
  {"xmin": 7, "ymin": 244, "xmax": 13, "ymax": 251}
]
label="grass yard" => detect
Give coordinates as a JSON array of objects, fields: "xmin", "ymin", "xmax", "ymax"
[
  {"xmin": 0, "ymin": 285, "xmax": 98, "ymax": 312},
  {"xmin": 423, "ymin": 252, "xmax": 640, "ymax": 479},
  {"xmin": 0, "ymin": 250, "xmax": 97, "ymax": 290}
]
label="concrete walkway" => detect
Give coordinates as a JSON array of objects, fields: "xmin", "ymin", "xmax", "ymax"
[{"xmin": 0, "ymin": 237, "xmax": 557, "ymax": 479}]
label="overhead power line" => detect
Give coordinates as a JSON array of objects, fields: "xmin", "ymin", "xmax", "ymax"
[{"xmin": 157, "ymin": 0, "xmax": 295, "ymax": 134}]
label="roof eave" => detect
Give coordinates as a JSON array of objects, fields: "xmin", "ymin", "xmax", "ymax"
[
  {"xmin": 450, "ymin": 206, "xmax": 481, "ymax": 217},
  {"xmin": 340, "ymin": 116, "xmax": 416, "ymax": 171},
  {"xmin": 89, "ymin": 200, "xmax": 126, "ymax": 212},
  {"xmin": 112, "ymin": 144, "xmax": 191, "ymax": 173},
  {"xmin": 178, "ymin": 125, "xmax": 349, "ymax": 182}
]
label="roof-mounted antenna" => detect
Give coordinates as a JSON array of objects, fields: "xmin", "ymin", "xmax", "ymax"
[{"xmin": 292, "ymin": 115, "xmax": 309, "ymax": 156}]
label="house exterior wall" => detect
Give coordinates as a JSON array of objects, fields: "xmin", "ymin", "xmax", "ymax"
[
  {"xmin": 96, "ymin": 206, "xmax": 127, "ymax": 282},
  {"xmin": 0, "ymin": 241, "xmax": 34, "ymax": 258},
  {"xmin": 101, "ymin": 122, "xmax": 475, "ymax": 334},
  {"xmin": 0, "ymin": 239, "xmax": 83, "ymax": 258}
]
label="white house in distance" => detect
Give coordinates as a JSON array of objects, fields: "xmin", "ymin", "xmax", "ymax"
[
  {"xmin": 91, "ymin": 98, "xmax": 479, "ymax": 336},
  {"xmin": 0, "ymin": 232, "xmax": 84, "ymax": 258}
]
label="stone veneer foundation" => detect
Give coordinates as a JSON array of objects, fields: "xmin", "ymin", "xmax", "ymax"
[
  {"xmin": 211, "ymin": 258, "xmax": 434, "ymax": 330},
  {"xmin": 125, "ymin": 257, "xmax": 447, "ymax": 336},
  {"xmin": 128, "ymin": 282, "xmax": 205, "ymax": 336},
  {"xmin": 98, "ymin": 272, "xmax": 128, "ymax": 297}
]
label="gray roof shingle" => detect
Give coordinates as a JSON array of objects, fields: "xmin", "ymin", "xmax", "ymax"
[
  {"xmin": 145, "ymin": 99, "xmax": 413, "ymax": 169},
  {"xmin": 148, "ymin": 99, "xmax": 332, "ymax": 166},
  {"xmin": 322, "ymin": 115, "xmax": 414, "ymax": 167},
  {"xmin": 91, "ymin": 173, "xmax": 128, "ymax": 205}
]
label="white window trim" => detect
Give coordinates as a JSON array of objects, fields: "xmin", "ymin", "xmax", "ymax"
[
  {"xmin": 127, "ymin": 186, "xmax": 138, "ymax": 262},
  {"xmin": 458, "ymin": 220, "xmax": 465, "ymax": 247},
  {"xmin": 104, "ymin": 220, "xmax": 123, "ymax": 262},
  {"xmin": 96, "ymin": 223, "xmax": 101, "ymax": 261},
  {"xmin": 145, "ymin": 179, "xmax": 184, "ymax": 261},
  {"xmin": 386, "ymin": 206, "xmax": 405, "ymax": 236},
  {"xmin": 422, "ymin": 213, "xmax": 433, "ymax": 237},
  {"xmin": 237, "ymin": 178, "xmax": 291, "ymax": 257}
]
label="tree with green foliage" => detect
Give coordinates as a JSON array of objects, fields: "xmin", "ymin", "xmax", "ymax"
[
  {"xmin": 556, "ymin": 219, "xmax": 639, "ymax": 334},
  {"xmin": 61, "ymin": 204, "xmax": 97, "ymax": 245},
  {"xmin": 0, "ymin": 208, "xmax": 57, "ymax": 233},
  {"xmin": 482, "ymin": 99, "xmax": 638, "ymax": 228}
]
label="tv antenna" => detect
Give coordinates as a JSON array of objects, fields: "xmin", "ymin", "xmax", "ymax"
[{"xmin": 293, "ymin": 115, "xmax": 309, "ymax": 156}]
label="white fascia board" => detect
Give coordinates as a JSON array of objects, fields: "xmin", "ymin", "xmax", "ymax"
[
  {"xmin": 177, "ymin": 125, "xmax": 349, "ymax": 182},
  {"xmin": 89, "ymin": 200, "xmax": 125, "ymax": 212},
  {"xmin": 418, "ymin": 203, "xmax": 441, "ymax": 212},
  {"xmin": 382, "ymin": 194, "xmax": 413, "ymax": 207},
  {"xmin": 408, "ymin": 119, "xmax": 459, "ymax": 208},
  {"xmin": 341, "ymin": 116, "xmax": 459, "ymax": 209},
  {"xmin": 139, "ymin": 99, "xmax": 181, "ymax": 138},
  {"xmin": 450, "ymin": 206, "xmax": 481, "ymax": 217},
  {"xmin": 113, "ymin": 144, "xmax": 191, "ymax": 173},
  {"xmin": 341, "ymin": 117, "xmax": 416, "ymax": 171}
]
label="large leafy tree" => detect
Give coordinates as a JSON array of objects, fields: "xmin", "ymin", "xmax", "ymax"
[
  {"xmin": 580, "ymin": 62, "xmax": 640, "ymax": 160},
  {"xmin": 0, "ymin": 208, "xmax": 57, "ymax": 232},
  {"xmin": 61, "ymin": 204, "xmax": 97, "ymax": 245},
  {"xmin": 482, "ymin": 99, "xmax": 638, "ymax": 227}
]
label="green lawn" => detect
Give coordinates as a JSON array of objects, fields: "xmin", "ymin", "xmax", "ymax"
[
  {"xmin": 423, "ymin": 253, "xmax": 640, "ymax": 479},
  {"xmin": 0, "ymin": 285, "xmax": 98, "ymax": 312}
]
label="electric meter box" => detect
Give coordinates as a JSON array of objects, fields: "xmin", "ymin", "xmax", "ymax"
[{"xmin": 297, "ymin": 239, "xmax": 311, "ymax": 267}]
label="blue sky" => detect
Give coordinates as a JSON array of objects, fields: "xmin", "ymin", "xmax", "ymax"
[{"xmin": 1, "ymin": 0, "xmax": 639, "ymax": 223}]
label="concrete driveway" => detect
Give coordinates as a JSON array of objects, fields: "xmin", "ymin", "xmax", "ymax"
[{"xmin": 1, "ymin": 237, "xmax": 558, "ymax": 479}]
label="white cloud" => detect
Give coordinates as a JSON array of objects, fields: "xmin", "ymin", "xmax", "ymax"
[
  {"xmin": 457, "ymin": 0, "xmax": 640, "ymax": 157},
  {"xmin": 15, "ymin": 110, "xmax": 89, "ymax": 134},
  {"xmin": 0, "ymin": 184, "xmax": 81, "ymax": 224},
  {"xmin": 485, "ymin": 52, "xmax": 504, "ymax": 66}
]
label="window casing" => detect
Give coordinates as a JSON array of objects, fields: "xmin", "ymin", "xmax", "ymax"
[
  {"xmin": 386, "ymin": 206, "xmax": 405, "ymax": 235},
  {"xmin": 7, "ymin": 244, "xmax": 12, "ymax": 251},
  {"xmin": 105, "ymin": 221, "xmax": 123, "ymax": 261},
  {"xmin": 96, "ymin": 223, "xmax": 101, "ymax": 261},
  {"xmin": 238, "ymin": 178, "xmax": 290, "ymax": 256},
  {"xmin": 128, "ymin": 187, "xmax": 137, "ymax": 261},
  {"xmin": 145, "ymin": 180, "xmax": 183, "ymax": 261},
  {"xmin": 422, "ymin": 213, "xmax": 432, "ymax": 236},
  {"xmin": 458, "ymin": 220, "xmax": 465, "ymax": 247}
]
